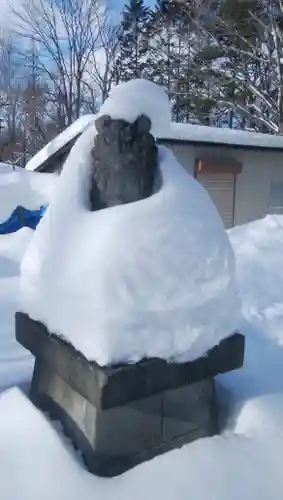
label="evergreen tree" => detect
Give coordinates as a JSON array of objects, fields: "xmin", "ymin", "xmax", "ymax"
[
  {"xmin": 115, "ymin": 0, "xmax": 152, "ymax": 82},
  {"xmin": 218, "ymin": 0, "xmax": 283, "ymax": 132},
  {"xmin": 148, "ymin": 0, "xmax": 224, "ymax": 123},
  {"xmin": 113, "ymin": 0, "xmax": 283, "ymax": 132}
]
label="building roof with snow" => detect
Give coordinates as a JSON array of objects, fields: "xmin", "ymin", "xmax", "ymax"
[
  {"xmin": 25, "ymin": 114, "xmax": 96, "ymax": 172},
  {"xmin": 25, "ymin": 115, "xmax": 283, "ymax": 173},
  {"xmin": 159, "ymin": 122, "xmax": 283, "ymax": 151}
]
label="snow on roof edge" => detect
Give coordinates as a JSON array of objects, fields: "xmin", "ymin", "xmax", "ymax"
[
  {"xmin": 25, "ymin": 114, "xmax": 96, "ymax": 172},
  {"xmin": 159, "ymin": 122, "xmax": 283, "ymax": 151}
]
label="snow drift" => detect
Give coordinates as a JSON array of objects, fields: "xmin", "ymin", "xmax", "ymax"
[
  {"xmin": 2, "ymin": 209, "xmax": 283, "ymax": 498},
  {"xmin": 0, "ymin": 165, "xmax": 57, "ymax": 390},
  {"xmin": 0, "ymin": 163, "xmax": 57, "ymax": 223},
  {"xmin": 0, "ymin": 385, "xmax": 282, "ymax": 500},
  {"xmin": 0, "ymin": 229, "xmax": 33, "ymax": 392},
  {"xmin": 19, "ymin": 80, "xmax": 240, "ymax": 366},
  {"xmin": 229, "ymin": 215, "xmax": 283, "ymax": 345}
]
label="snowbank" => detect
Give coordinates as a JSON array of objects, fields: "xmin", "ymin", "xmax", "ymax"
[
  {"xmin": 0, "ymin": 229, "xmax": 33, "ymax": 392},
  {"xmin": 1, "ymin": 378, "xmax": 283, "ymax": 500},
  {"xmin": 25, "ymin": 115, "xmax": 96, "ymax": 172},
  {"xmin": 19, "ymin": 118, "xmax": 240, "ymax": 366},
  {"xmin": 229, "ymin": 215, "xmax": 283, "ymax": 345},
  {"xmin": 99, "ymin": 79, "xmax": 171, "ymax": 137},
  {"xmin": 0, "ymin": 164, "xmax": 56, "ymax": 389},
  {"xmin": 0, "ymin": 164, "xmax": 57, "ymax": 223}
]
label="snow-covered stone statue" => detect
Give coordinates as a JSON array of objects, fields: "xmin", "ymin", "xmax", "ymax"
[
  {"xmin": 16, "ymin": 79, "xmax": 244, "ymax": 477},
  {"xmin": 90, "ymin": 114, "xmax": 158, "ymax": 210},
  {"xmin": 19, "ymin": 79, "xmax": 241, "ymax": 365}
]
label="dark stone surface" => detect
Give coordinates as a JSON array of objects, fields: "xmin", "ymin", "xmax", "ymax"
[
  {"xmin": 89, "ymin": 114, "xmax": 158, "ymax": 211},
  {"xmin": 30, "ymin": 358, "xmax": 218, "ymax": 477},
  {"xmin": 16, "ymin": 312, "xmax": 245, "ymax": 410},
  {"xmin": 16, "ymin": 312, "xmax": 244, "ymax": 476}
]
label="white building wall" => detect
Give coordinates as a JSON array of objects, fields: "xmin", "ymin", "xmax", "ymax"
[
  {"xmin": 233, "ymin": 149, "xmax": 283, "ymax": 225},
  {"xmin": 162, "ymin": 141, "xmax": 283, "ymax": 227},
  {"xmin": 166, "ymin": 143, "xmax": 196, "ymax": 176}
]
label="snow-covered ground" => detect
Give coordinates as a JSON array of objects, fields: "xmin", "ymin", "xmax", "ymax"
[
  {"xmin": 0, "ymin": 166, "xmax": 57, "ymax": 391},
  {"xmin": 0, "ymin": 229, "xmax": 33, "ymax": 393},
  {"xmin": 1, "ymin": 215, "xmax": 283, "ymax": 499},
  {"xmin": 1, "ymin": 75, "xmax": 283, "ymax": 495},
  {"xmin": 0, "ymin": 163, "xmax": 57, "ymax": 223}
]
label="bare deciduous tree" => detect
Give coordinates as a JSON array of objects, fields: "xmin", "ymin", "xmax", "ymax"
[
  {"xmin": 13, "ymin": 0, "xmax": 105, "ymax": 128},
  {"xmin": 86, "ymin": 12, "xmax": 121, "ymax": 103},
  {"xmin": 0, "ymin": 35, "xmax": 24, "ymax": 162}
]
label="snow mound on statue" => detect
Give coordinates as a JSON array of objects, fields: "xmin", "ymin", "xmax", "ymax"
[
  {"xmin": 19, "ymin": 120, "xmax": 240, "ymax": 366},
  {"xmin": 0, "ymin": 163, "xmax": 57, "ymax": 223},
  {"xmin": 98, "ymin": 79, "xmax": 171, "ymax": 137}
]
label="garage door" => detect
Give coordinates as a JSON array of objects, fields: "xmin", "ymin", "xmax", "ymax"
[{"xmin": 197, "ymin": 172, "xmax": 235, "ymax": 228}]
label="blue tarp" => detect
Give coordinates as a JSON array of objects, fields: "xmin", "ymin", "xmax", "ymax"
[{"xmin": 0, "ymin": 206, "xmax": 47, "ymax": 235}]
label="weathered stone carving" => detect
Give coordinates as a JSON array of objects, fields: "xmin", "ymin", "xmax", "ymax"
[{"xmin": 89, "ymin": 114, "xmax": 158, "ymax": 211}]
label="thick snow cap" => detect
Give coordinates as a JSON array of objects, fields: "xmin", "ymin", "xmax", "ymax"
[
  {"xmin": 98, "ymin": 79, "xmax": 172, "ymax": 137},
  {"xmin": 19, "ymin": 79, "xmax": 240, "ymax": 366}
]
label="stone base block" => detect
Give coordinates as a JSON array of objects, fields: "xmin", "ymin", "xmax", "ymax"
[
  {"xmin": 15, "ymin": 313, "xmax": 245, "ymax": 410},
  {"xmin": 15, "ymin": 312, "xmax": 245, "ymax": 477},
  {"xmin": 30, "ymin": 358, "xmax": 218, "ymax": 477}
]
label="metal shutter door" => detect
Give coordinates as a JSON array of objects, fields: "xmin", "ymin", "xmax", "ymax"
[{"xmin": 197, "ymin": 172, "xmax": 235, "ymax": 228}]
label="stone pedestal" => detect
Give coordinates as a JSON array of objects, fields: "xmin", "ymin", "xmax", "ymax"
[{"xmin": 16, "ymin": 312, "xmax": 245, "ymax": 477}]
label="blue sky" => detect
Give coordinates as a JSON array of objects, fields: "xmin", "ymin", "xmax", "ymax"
[
  {"xmin": 0, "ymin": 0, "xmax": 155, "ymax": 31},
  {"xmin": 107, "ymin": 0, "xmax": 154, "ymax": 11},
  {"xmin": 0, "ymin": 1, "xmax": 155, "ymax": 26}
]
